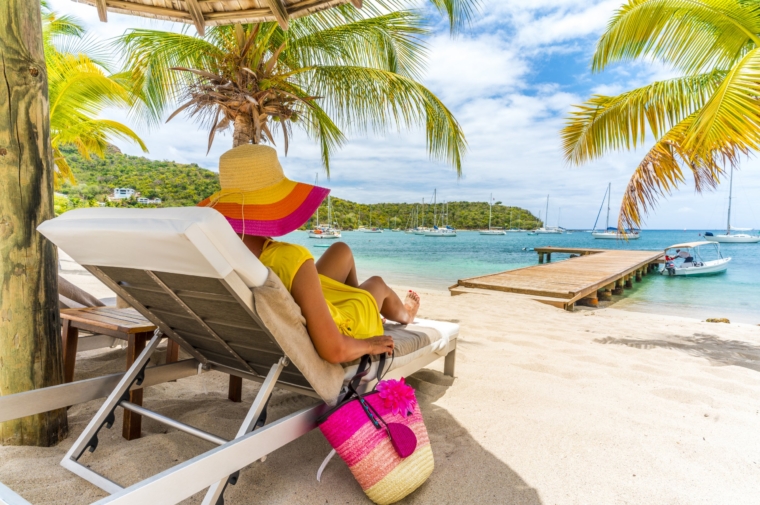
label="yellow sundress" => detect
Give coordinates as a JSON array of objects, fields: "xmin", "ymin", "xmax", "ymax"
[{"xmin": 259, "ymin": 240, "xmax": 384, "ymax": 340}]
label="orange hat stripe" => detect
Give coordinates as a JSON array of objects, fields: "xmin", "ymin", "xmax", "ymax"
[{"xmin": 199, "ymin": 183, "xmax": 314, "ymax": 221}]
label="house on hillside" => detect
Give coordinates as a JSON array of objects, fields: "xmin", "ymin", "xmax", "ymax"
[
  {"xmin": 110, "ymin": 188, "xmax": 135, "ymax": 200},
  {"xmin": 137, "ymin": 197, "xmax": 162, "ymax": 205}
]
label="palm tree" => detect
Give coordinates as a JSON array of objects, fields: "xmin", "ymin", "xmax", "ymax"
[
  {"xmin": 118, "ymin": 8, "xmax": 466, "ymax": 173},
  {"xmin": 43, "ymin": 5, "xmax": 147, "ymax": 187},
  {"xmin": 561, "ymin": 0, "xmax": 760, "ymax": 230}
]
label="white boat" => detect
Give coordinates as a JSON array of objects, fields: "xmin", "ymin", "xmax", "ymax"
[
  {"xmin": 308, "ymin": 183, "xmax": 342, "ymax": 239},
  {"xmin": 423, "ymin": 227, "xmax": 457, "ymax": 237},
  {"xmin": 424, "ymin": 190, "xmax": 457, "ymax": 237},
  {"xmin": 591, "ymin": 183, "xmax": 639, "ymax": 240},
  {"xmin": 661, "ymin": 241, "xmax": 731, "ymax": 276},
  {"xmin": 534, "ymin": 195, "xmax": 563, "ymax": 234},
  {"xmin": 360, "ymin": 205, "xmax": 383, "ymax": 232},
  {"xmin": 480, "ymin": 193, "xmax": 506, "ymax": 235},
  {"xmin": 704, "ymin": 166, "xmax": 760, "ymax": 243}
]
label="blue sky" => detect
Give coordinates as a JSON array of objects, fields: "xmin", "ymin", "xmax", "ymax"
[{"xmin": 49, "ymin": 0, "xmax": 760, "ymax": 230}]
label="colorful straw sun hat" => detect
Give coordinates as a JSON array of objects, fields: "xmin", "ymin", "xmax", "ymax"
[{"xmin": 198, "ymin": 144, "xmax": 329, "ymax": 236}]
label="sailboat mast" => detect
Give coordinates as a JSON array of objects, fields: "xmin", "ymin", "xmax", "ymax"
[
  {"xmin": 605, "ymin": 182, "xmax": 611, "ymax": 230},
  {"xmin": 315, "ymin": 173, "xmax": 319, "ymax": 228},
  {"xmin": 488, "ymin": 194, "xmax": 493, "ymax": 230},
  {"xmin": 727, "ymin": 165, "xmax": 734, "ymax": 234},
  {"xmin": 421, "ymin": 199, "xmax": 425, "ymax": 227},
  {"xmin": 544, "ymin": 195, "xmax": 549, "ymax": 229},
  {"xmin": 433, "ymin": 190, "xmax": 437, "ymax": 227}
]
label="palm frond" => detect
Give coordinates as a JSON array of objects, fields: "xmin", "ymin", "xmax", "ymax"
[
  {"xmin": 593, "ymin": 0, "xmax": 760, "ymax": 74},
  {"xmin": 617, "ymin": 115, "xmax": 738, "ymax": 230},
  {"xmin": 562, "ymin": 71, "xmax": 725, "ymax": 165},
  {"xmin": 285, "ymin": 11, "xmax": 429, "ymax": 79},
  {"xmin": 683, "ymin": 46, "xmax": 760, "ymax": 154},
  {"xmin": 116, "ymin": 29, "xmax": 226, "ymax": 125},
  {"xmin": 306, "ymin": 65, "xmax": 466, "ymax": 173}
]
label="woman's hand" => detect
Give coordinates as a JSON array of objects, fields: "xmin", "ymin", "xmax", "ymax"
[{"xmin": 367, "ymin": 335, "xmax": 394, "ymax": 356}]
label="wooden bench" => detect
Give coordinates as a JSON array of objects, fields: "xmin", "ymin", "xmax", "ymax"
[{"xmin": 61, "ymin": 307, "xmax": 179, "ymax": 440}]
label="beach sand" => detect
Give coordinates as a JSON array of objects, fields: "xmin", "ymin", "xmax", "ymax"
[{"xmin": 2, "ymin": 266, "xmax": 760, "ymax": 504}]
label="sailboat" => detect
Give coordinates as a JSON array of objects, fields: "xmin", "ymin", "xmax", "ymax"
[
  {"xmin": 592, "ymin": 183, "xmax": 639, "ymax": 240},
  {"xmin": 422, "ymin": 190, "xmax": 456, "ymax": 237},
  {"xmin": 309, "ymin": 176, "xmax": 341, "ymax": 239},
  {"xmin": 309, "ymin": 198, "xmax": 341, "ymax": 239},
  {"xmin": 534, "ymin": 195, "xmax": 563, "ymax": 234},
  {"xmin": 480, "ymin": 194, "xmax": 506, "ymax": 235},
  {"xmin": 363, "ymin": 204, "xmax": 383, "ymax": 233},
  {"xmin": 704, "ymin": 166, "xmax": 760, "ymax": 243}
]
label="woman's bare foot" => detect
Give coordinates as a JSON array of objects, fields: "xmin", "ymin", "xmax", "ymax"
[{"xmin": 404, "ymin": 290, "xmax": 420, "ymax": 323}]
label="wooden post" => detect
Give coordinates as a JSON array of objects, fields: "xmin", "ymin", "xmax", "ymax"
[
  {"xmin": 598, "ymin": 289, "xmax": 612, "ymax": 301},
  {"xmin": 635, "ymin": 269, "xmax": 642, "ymax": 282},
  {"xmin": 547, "ymin": 253, "xmax": 552, "ymax": 263},
  {"xmin": 61, "ymin": 320, "xmax": 79, "ymax": 383},
  {"xmin": 0, "ymin": 1, "xmax": 69, "ymax": 446},
  {"xmin": 576, "ymin": 295, "xmax": 598, "ymax": 307},
  {"xmin": 612, "ymin": 278, "xmax": 624, "ymax": 295},
  {"xmin": 538, "ymin": 253, "xmax": 544, "ymax": 264},
  {"xmin": 228, "ymin": 375, "xmax": 243, "ymax": 403},
  {"xmin": 624, "ymin": 275, "xmax": 633, "ymax": 289},
  {"xmin": 123, "ymin": 331, "xmax": 149, "ymax": 440}
]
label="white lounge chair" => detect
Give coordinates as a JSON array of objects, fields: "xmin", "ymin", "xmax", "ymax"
[{"xmin": 32, "ymin": 207, "xmax": 457, "ymax": 505}]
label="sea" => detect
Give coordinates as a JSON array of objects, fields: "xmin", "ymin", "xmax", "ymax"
[{"xmin": 282, "ymin": 229, "xmax": 760, "ymax": 324}]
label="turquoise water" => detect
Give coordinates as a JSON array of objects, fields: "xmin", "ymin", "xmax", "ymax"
[{"xmin": 282, "ymin": 230, "xmax": 760, "ymax": 324}]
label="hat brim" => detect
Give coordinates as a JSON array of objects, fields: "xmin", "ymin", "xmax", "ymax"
[{"xmin": 198, "ymin": 180, "xmax": 329, "ymax": 236}]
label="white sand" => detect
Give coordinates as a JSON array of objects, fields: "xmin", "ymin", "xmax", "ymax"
[{"xmin": 2, "ymin": 272, "xmax": 760, "ymax": 504}]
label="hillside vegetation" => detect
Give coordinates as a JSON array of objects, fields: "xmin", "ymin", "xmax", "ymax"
[
  {"xmin": 309, "ymin": 198, "xmax": 540, "ymax": 230},
  {"xmin": 57, "ymin": 145, "xmax": 221, "ymax": 209},
  {"xmin": 56, "ymin": 146, "xmax": 539, "ymax": 229}
]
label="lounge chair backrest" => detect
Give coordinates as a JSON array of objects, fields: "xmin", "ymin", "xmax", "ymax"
[{"xmin": 38, "ymin": 208, "xmax": 343, "ymax": 401}]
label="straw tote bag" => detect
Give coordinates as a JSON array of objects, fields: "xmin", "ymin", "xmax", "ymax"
[{"xmin": 317, "ymin": 354, "xmax": 434, "ymax": 505}]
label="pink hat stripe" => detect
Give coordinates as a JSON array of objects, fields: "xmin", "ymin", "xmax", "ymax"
[{"xmin": 223, "ymin": 186, "xmax": 329, "ymax": 236}]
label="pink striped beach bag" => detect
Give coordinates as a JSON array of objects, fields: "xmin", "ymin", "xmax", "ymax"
[{"xmin": 318, "ymin": 354, "xmax": 434, "ymax": 505}]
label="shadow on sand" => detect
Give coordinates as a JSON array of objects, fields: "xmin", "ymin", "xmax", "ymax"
[
  {"xmin": 2, "ymin": 347, "xmax": 542, "ymax": 505},
  {"xmin": 595, "ymin": 333, "xmax": 760, "ymax": 373}
]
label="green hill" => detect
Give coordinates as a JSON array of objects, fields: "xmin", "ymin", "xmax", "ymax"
[
  {"xmin": 308, "ymin": 198, "xmax": 540, "ymax": 230},
  {"xmin": 56, "ymin": 146, "xmax": 540, "ymax": 229},
  {"xmin": 57, "ymin": 144, "xmax": 221, "ymax": 209}
]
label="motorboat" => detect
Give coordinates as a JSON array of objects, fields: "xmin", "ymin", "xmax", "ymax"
[
  {"xmin": 661, "ymin": 242, "xmax": 730, "ymax": 276},
  {"xmin": 592, "ymin": 183, "xmax": 640, "ymax": 239},
  {"xmin": 480, "ymin": 193, "xmax": 506, "ymax": 235},
  {"xmin": 704, "ymin": 166, "xmax": 760, "ymax": 243}
]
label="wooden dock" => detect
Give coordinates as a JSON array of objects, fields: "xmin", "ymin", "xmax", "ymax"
[{"xmin": 450, "ymin": 247, "xmax": 664, "ymax": 310}]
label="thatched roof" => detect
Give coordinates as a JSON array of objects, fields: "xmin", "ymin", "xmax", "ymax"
[{"xmin": 72, "ymin": 0, "xmax": 361, "ymax": 34}]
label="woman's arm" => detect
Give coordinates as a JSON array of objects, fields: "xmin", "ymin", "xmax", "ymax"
[{"xmin": 290, "ymin": 259, "xmax": 393, "ymax": 364}]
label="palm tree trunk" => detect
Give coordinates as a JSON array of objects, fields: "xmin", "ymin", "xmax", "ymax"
[
  {"xmin": 232, "ymin": 113, "xmax": 253, "ymax": 147},
  {"xmin": 0, "ymin": 0, "xmax": 68, "ymax": 446}
]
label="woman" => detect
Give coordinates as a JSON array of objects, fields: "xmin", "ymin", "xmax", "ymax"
[{"xmin": 199, "ymin": 144, "xmax": 420, "ymax": 365}]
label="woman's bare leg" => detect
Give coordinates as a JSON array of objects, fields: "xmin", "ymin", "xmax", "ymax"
[
  {"xmin": 315, "ymin": 242, "xmax": 359, "ymax": 287},
  {"xmin": 360, "ymin": 276, "xmax": 420, "ymax": 325}
]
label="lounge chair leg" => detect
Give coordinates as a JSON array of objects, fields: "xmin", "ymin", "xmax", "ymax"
[
  {"xmin": 228, "ymin": 375, "xmax": 243, "ymax": 403},
  {"xmin": 202, "ymin": 358, "xmax": 288, "ymax": 505},
  {"xmin": 444, "ymin": 349, "xmax": 456, "ymax": 377},
  {"xmin": 60, "ymin": 330, "xmax": 162, "ymax": 495}
]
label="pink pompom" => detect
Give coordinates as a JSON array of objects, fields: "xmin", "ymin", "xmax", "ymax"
[{"xmin": 376, "ymin": 378, "xmax": 417, "ymax": 417}]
